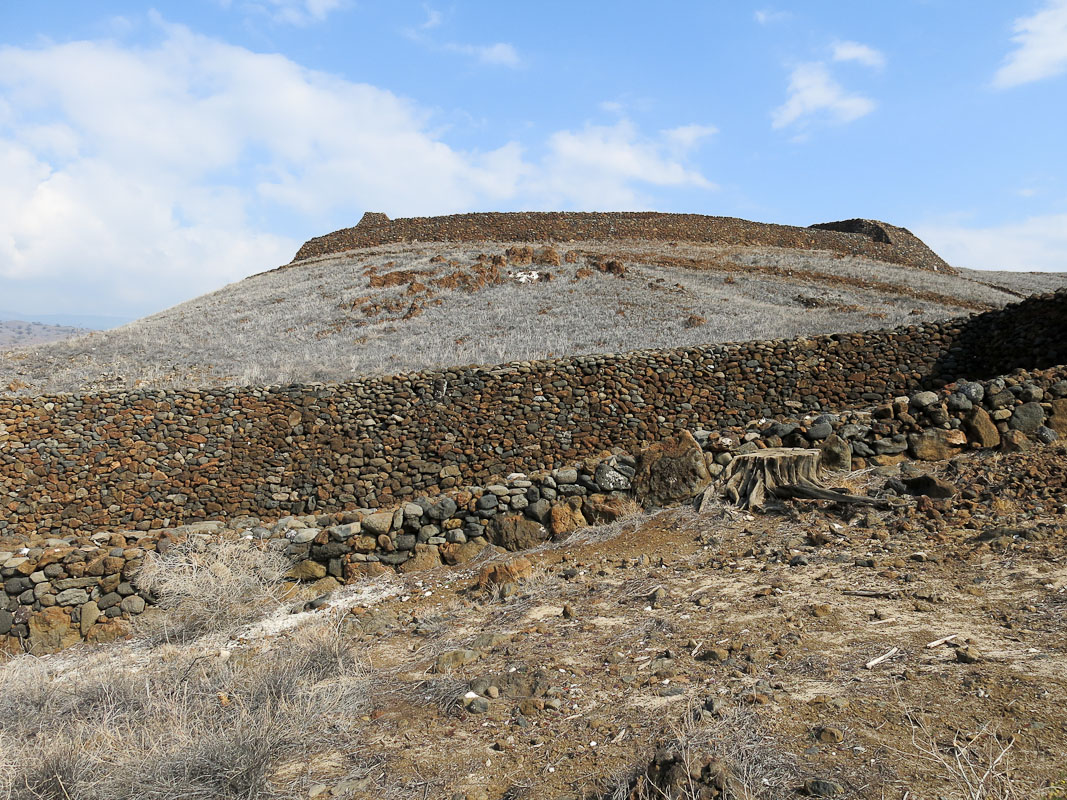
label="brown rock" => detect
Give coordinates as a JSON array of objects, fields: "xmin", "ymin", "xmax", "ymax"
[
  {"xmin": 816, "ymin": 726, "xmax": 844, "ymax": 744},
  {"xmin": 440, "ymin": 540, "xmax": 494, "ymax": 565},
  {"xmin": 308, "ymin": 576, "xmax": 341, "ymax": 594},
  {"xmin": 902, "ymin": 474, "xmax": 957, "ymax": 499},
  {"xmin": 532, "ymin": 246, "xmax": 560, "ymax": 266},
  {"xmin": 398, "ymin": 544, "xmax": 441, "ymax": 573},
  {"xmin": 964, "ymin": 407, "xmax": 1001, "ymax": 448},
  {"xmin": 1000, "ymin": 429, "xmax": 1030, "ymax": 453},
  {"xmin": 28, "ymin": 607, "xmax": 80, "ymax": 654},
  {"xmin": 1048, "ymin": 399, "xmax": 1067, "ymax": 436},
  {"xmin": 344, "ymin": 561, "xmax": 390, "ymax": 580},
  {"xmin": 633, "ymin": 431, "xmax": 711, "ymax": 506},
  {"xmin": 505, "ymin": 245, "xmax": 533, "ymax": 266},
  {"xmin": 908, "ymin": 429, "xmax": 967, "ymax": 461},
  {"xmin": 818, "ymin": 434, "xmax": 852, "ymax": 471},
  {"xmin": 435, "ymin": 648, "xmax": 479, "ymax": 673},
  {"xmin": 476, "ymin": 556, "xmax": 533, "ymax": 591},
  {"xmin": 85, "ymin": 618, "xmax": 130, "ymax": 644},
  {"xmin": 870, "ymin": 453, "xmax": 908, "ymax": 466},
  {"xmin": 584, "ymin": 493, "xmax": 638, "ymax": 525},
  {"xmin": 287, "ymin": 559, "xmax": 327, "ymax": 581},
  {"xmin": 549, "ymin": 497, "xmax": 587, "ymax": 537},
  {"xmin": 490, "ymin": 514, "xmax": 551, "ymax": 550},
  {"xmin": 80, "ymin": 601, "xmax": 101, "ymax": 636}
]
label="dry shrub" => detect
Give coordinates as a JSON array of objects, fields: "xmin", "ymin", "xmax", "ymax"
[
  {"xmin": 133, "ymin": 534, "xmax": 289, "ymax": 643},
  {"xmin": 619, "ymin": 702, "xmax": 799, "ymax": 800},
  {"xmin": 0, "ymin": 619, "xmax": 370, "ymax": 800},
  {"xmin": 905, "ymin": 716, "xmax": 1023, "ymax": 800}
]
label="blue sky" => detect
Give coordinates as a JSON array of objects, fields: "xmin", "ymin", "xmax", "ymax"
[{"xmin": 1, "ymin": 1, "xmax": 1065, "ymax": 323}]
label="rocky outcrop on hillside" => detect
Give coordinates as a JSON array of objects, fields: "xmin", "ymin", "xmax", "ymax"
[{"xmin": 292, "ymin": 211, "xmax": 953, "ymax": 273}]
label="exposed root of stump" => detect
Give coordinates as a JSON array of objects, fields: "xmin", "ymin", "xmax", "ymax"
[{"xmin": 717, "ymin": 447, "xmax": 885, "ymax": 511}]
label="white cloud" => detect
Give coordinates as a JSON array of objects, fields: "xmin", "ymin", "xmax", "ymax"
[
  {"xmin": 754, "ymin": 9, "xmax": 790, "ymax": 25},
  {"xmin": 832, "ymin": 40, "xmax": 886, "ymax": 70},
  {"xmin": 917, "ymin": 214, "xmax": 1067, "ymax": 271},
  {"xmin": 993, "ymin": 0, "xmax": 1067, "ymax": 88},
  {"xmin": 443, "ymin": 41, "xmax": 521, "ymax": 68},
  {"xmin": 531, "ymin": 120, "xmax": 715, "ymax": 209},
  {"xmin": 0, "ymin": 22, "xmax": 714, "ymax": 317},
  {"xmin": 772, "ymin": 62, "xmax": 875, "ymax": 129}
]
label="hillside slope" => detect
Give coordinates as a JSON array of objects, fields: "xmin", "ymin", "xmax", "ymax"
[{"xmin": 2, "ymin": 216, "xmax": 1064, "ymax": 396}]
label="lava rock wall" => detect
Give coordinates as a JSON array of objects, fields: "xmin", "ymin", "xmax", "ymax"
[
  {"xmin": 1, "ymin": 291, "xmax": 1064, "ymax": 541},
  {"xmin": 291, "ymin": 211, "xmax": 952, "ymax": 273}
]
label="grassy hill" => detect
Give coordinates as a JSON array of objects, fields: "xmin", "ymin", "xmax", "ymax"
[{"xmin": 3, "ymin": 236, "xmax": 1064, "ymax": 396}]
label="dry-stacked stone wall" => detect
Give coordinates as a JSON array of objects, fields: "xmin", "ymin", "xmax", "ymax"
[
  {"xmin": 1, "ymin": 290, "xmax": 1064, "ymax": 546},
  {"xmin": 3, "ymin": 364, "xmax": 1066, "ymax": 654},
  {"xmin": 292, "ymin": 211, "xmax": 952, "ymax": 273}
]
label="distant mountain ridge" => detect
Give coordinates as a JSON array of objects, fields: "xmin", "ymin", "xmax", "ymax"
[
  {"xmin": 0, "ymin": 319, "xmax": 91, "ymax": 348},
  {"xmin": 0, "ymin": 310, "xmax": 128, "ymax": 329}
]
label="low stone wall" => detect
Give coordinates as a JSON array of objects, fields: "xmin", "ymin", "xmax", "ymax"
[
  {"xmin": 3, "ymin": 365, "xmax": 1065, "ymax": 654},
  {"xmin": 1, "ymin": 291, "xmax": 1064, "ymax": 543},
  {"xmin": 291, "ymin": 211, "xmax": 952, "ymax": 273}
]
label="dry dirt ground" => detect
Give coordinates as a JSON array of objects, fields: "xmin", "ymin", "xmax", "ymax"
[
  {"xmin": 4, "ymin": 444, "xmax": 1065, "ymax": 800},
  {"xmin": 3, "ymin": 240, "xmax": 1065, "ymax": 395}
]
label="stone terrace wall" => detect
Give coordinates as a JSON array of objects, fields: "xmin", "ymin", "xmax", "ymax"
[
  {"xmin": 291, "ymin": 211, "xmax": 953, "ymax": 273},
  {"xmin": 1, "ymin": 290, "xmax": 1064, "ymax": 541}
]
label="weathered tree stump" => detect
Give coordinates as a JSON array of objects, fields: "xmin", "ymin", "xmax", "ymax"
[
  {"xmin": 722, "ymin": 448, "xmax": 822, "ymax": 510},
  {"xmin": 716, "ymin": 447, "xmax": 887, "ymax": 511}
]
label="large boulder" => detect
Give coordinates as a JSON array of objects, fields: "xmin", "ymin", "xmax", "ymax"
[
  {"xmin": 908, "ymin": 429, "xmax": 967, "ymax": 461},
  {"xmin": 398, "ymin": 544, "xmax": 442, "ymax": 573},
  {"xmin": 1009, "ymin": 402, "xmax": 1045, "ymax": 434},
  {"xmin": 490, "ymin": 515, "xmax": 550, "ymax": 551},
  {"xmin": 476, "ymin": 557, "xmax": 533, "ymax": 592},
  {"xmin": 439, "ymin": 540, "xmax": 495, "ymax": 566},
  {"xmin": 28, "ymin": 607, "xmax": 80, "ymax": 654},
  {"xmin": 818, "ymin": 434, "xmax": 852, "ymax": 471},
  {"xmin": 632, "ymin": 431, "xmax": 712, "ymax": 507},
  {"xmin": 548, "ymin": 497, "xmax": 587, "ymax": 537},
  {"xmin": 584, "ymin": 493, "xmax": 639, "ymax": 525}
]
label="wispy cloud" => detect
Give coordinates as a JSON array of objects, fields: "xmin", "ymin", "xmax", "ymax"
[
  {"xmin": 754, "ymin": 9, "xmax": 790, "ymax": 25},
  {"xmin": 832, "ymin": 40, "xmax": 886, "ymax": 69},
  {"xmin": 419, "ymin": 4, "xmax": 443, "ymax": 30},
  {"xmin": 443, "ymin": 41, "xmax": 520, "ymax": 68},
  {"xmin": 662, "ymin": 123, "xmax": 718, "ymax": 151},
  {"xmin": 993, "ymin": 0, "xmax": 1067, "ymax": 88},
  {"xmin": 404, "ymin": 7, "xmax": 521, "ymax": 68},
  {"xmin": 772, "ymin": 62, "xmax": 875, "ymax": 129},
  {"xmin": 218, "ymin": 0, "xmax": 344, "ymax": 26}
]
